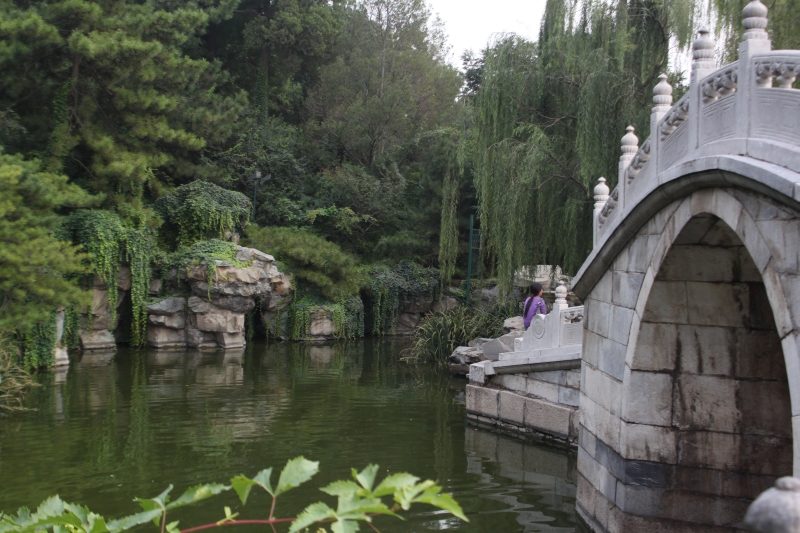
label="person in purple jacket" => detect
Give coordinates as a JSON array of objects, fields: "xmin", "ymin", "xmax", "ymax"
[{"xmin": 522, "ymin": 282, "xmax": 547, "ymax": 329}]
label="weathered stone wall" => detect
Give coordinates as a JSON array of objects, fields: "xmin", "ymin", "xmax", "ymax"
[
  {"xmin": 466, "ymin": 367, "xmax": 581, "ymax": 446},
  {"xmin": 79, "ymin": 265, "xmax": 132, "ymax": 350},
  {"xmin": 577, "ymin": 187, "xmax": 797, "ymax": 532},
  {"xmin": 146, "ymin": 246, "xmax": 291, "ymax": 350}
]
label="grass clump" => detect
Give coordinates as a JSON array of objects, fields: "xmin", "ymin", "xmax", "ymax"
[{"xmin": 405, "ymin": 301, "xmax": 520, "ymax": 365}]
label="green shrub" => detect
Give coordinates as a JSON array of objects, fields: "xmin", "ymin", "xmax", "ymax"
[
  {"xmin": 244, "ymin": 225, "xmax": 365, "ymax": 301},
  {"xmin": 0, "ymin": 333, "xmax": 36, "ymax": 411},
  {"xmin": 155, "ymin": 181, "xmax": 251, "ymax": 249},
  {"xmin": 366, "ymin": 261, "xmax": 440, "ymax": 335},
  {"xmin": 64, "ymin": 210, "xmax": 156, "ymax": 347},
  {"xmin": 406, "ymin": 301, "xmax": 521, "ymax": 365}
]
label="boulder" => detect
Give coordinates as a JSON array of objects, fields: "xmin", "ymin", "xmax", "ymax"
[
  {"xmin": 404, "ymin": 297, "xmax": 433, "ymax": 314},
  {"xmin": 117, "ymin": 265, "xmax": 132, "ymax": 291},
  {"xmin": 188, "ymin": 295, "xmax": 214, "ymax": 314},
  {"xmin": 481, "ymin": 332, "xmax": 525, "ymax": 361},
  {"xmin": 149, "ymin": 278, "xmax": 163, "ymax": 295},
  {"xmin": 195, "ymin": 309, "xmax": 245, "ymax": 334},
  {"xmin": 309, "ymin": 308, "xmax": 336, "ymax": 338},
  {"xmin": 215, "ymin": 332, "xmax": 245, "ymax": 348},
  {"xmin": 503, "ymin": 316, "xmax": 525, "ymax": 334},
  {"xmin": 146, "ymin": 297, "xmax": 185, "ymax": 316},
  {"xmin": 147, "ymin": 326, "xmax": 186, "ymax": 348},
  {"xmin": 480, "ymin": 285, "xmax": 500, "ymax": 305},
  {"xmin": 80, "ymin": 329, "xmax": 116, "ymax": 351},
  {"xmin": 433, "ymin": 296, "xmax": 460, "ymax": 313},
  {"xmin": 235, "ymin": 247, "xmax": 274, "ymax": 263},
  {"xmin": 271, "ymin": 274, "xmax": 292, "ymax": 296},
  {"xmin": 397, "ymin": 312, "xmax": 420, "ymax": 329},
  {"xmin": 212, "ymin": 296, "xmax": 255, "ymax": 314},
  {"xmin": 148, "ymin": 313, "xmax": 186, "ymax": 329},
  {"xmin": 468, "ymin": 337, "xmax": 493, "ymax": 349}
]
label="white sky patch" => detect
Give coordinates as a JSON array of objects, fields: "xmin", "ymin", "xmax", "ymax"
[{"xmin": 427, "ymin": 0, "xmax": 547, "ymax": 66}]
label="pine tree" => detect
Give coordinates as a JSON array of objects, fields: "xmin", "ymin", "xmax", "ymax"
[
  {"xmin": 0, "ymin": 152, "xmax": 93, "ymax": 332},
  {"xmin": 0, "ymin": 0, "xmax": 246, "ymax": 220}
]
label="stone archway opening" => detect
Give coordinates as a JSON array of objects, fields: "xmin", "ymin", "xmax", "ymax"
[{"xmin": 627, "ymin": 213, "xmax": 792, "ymax": 526}]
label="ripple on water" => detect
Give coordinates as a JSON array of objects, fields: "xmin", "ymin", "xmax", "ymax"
[{"xmin": 0, "ymin": 340, "xmax": 577, "ymax": 532}]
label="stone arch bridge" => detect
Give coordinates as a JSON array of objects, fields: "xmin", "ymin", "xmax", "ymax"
[{"xmin": 572, "ymin": 1, "xmax": 800, "ymax": 531}]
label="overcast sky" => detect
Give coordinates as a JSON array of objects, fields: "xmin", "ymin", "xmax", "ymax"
[{"xmin": 427, "ymin": 0, "xmax": 548, "ymax": 66}]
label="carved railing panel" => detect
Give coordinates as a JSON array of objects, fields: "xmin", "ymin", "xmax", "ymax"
[
  {"xmin": 596, "ymin": 187, "xmax": 619, "ymax": 239},
  {"xmin": 625, "ymin": 139, "xmax": 651, "ymax": 184},
  {"xmin": 701, "ymin": 63, "xmax": 739, "ymax": 103},
  {"xmin": 754, "ymin": 53, "xmax": 800, "ymax": 88},
  {"xmin": 659, "ymin": 93, "xmax": 690, "ymax": 141}
]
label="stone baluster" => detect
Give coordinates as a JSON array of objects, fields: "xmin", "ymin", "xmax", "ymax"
[
  {"xmin": 618, "ymin": 126, "xmax": 637, "ymax": 206},
  {"xmin": 593, "ymin": 177, "xmax": 610, "ymax": 247},
  {"xmin": 650, "ymin": 74, "xmax": 672, "ymax": 172},
  {"xmin": 738, "ymin": 0, "xmax": 771, "ymax": 136},
  {"xmin": 689, "ymin": 27, "xmax": 717, "ymax": 151},
  {"xmin": 553, "ymin": 280, "xmax": 569, "ymax": 313},
  {"xmin": 743, "ymin": 477, "xmax": 800, "ymax": 532},
  {"xmin": 692, "ymin": 27, "xmax": 716, "ymax": 83}
]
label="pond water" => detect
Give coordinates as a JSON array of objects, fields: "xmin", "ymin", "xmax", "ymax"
[{"xmin": 0, "ymin": 340, "xmax": 577, "ymax": 533}]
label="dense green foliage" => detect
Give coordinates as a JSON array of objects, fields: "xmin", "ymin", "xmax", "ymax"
[
  {"xmin": 407, "ymin": 301, "xmax": 520, "ymax": 365},
  {"xmin": 245, "ymin": 225, "xmax": 365, "ymax": 300},
  {"xmin": 0, "ymin": 457, "xmax": 467, "ymax": 533},
  {"xmin": 155, "ymin": 181, "xmax": 252, "ymax": 248},
  {"xmin": 0, "ymin": 153, "xmax": 91, "ymax": 333},
  {"xmin": 0, "ymin": 334, "xmax": 36, "ymax": 411},
  {"xmin": 367, "ymin": 262, "xmax": 440, "ymax": 335},
  {"xmin": 65, "ymin": 211, "xmax": 156, "ymax": 346},
  {"xmin": 440, "ymin": 0, "xmax": 800, "ymax": 298}
]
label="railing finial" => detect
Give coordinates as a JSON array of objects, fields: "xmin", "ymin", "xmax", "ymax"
[
  {"xmin": 652, "ymin": 73, "xmax": 673, "ymax": 112},
  {"xmin": 594, "ymin": 177, "xmax": 609, "ymax": 208},
  {"xmin": 742, "ymin": 0, "xmax": 769, "ymax": 40},
  {"xmin": 621, "ymin": 126, "xmax": 638, "ymax": 156},
  {"xmin": 692, "ymin": 27, "xmax": 716, "ymax": 76}
]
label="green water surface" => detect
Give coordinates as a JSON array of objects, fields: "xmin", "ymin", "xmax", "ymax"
[{"xmin": 0, "ymin": 340, "xmax": 577, "ymax": 532}]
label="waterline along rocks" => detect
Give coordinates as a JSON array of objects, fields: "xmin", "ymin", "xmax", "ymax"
[{"xmin": 145, "ymin": 246, "xmax": 291, "ymax": 349}]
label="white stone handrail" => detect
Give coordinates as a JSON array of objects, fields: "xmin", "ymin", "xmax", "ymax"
[{"xmin": 587, "ymin": 0, "xmax": 800, "ymax": 257}]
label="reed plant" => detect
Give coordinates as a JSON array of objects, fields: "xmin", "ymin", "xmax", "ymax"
[
  {"xmin": 0, "ymin": 332, "xmax": 36, "ymax": 412},
  {"xmin": 405, "ymin": 301, "xmax": 520, "ymax": 365}
]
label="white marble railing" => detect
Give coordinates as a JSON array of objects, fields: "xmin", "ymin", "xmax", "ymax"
[
  {"xmin": 468, "ymin": 281, "xmax": 583, "ymax": 383},
  {"xmin": 591, "ymin": 0, "xmax": 800, "ymax": 249}
]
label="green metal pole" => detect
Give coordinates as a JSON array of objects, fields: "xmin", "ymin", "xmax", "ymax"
[{"xmin": 466, "ymin": 214, "xmax": 474, "ymax": 306}]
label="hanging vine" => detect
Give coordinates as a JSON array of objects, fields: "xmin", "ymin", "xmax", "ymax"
[
  {"xmin": 367, "ymin": 261, "xmax": 440, "ymax": 336},
  {"xmin": 65, "ymin": 211, "xmax": 125, "ymax": 325},
  {"xmin": 20, "ymin": 310, "xmax": 57, "ymax": 370},
  {"xmin": 154, "ymin": 181, "xmax": 251, "ymax": 249},
  {"xmin": 64, "ymin": 211, "xmax": 156, "ymax": 347}
]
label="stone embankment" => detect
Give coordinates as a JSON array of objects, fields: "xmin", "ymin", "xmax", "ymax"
[
  {"xmin": 458, "ymin": 282, "xmax": 584, "ymax": 447},
  {"xmin": 145, "ymin": 247, "xmax": 291, "ymax": 349}
]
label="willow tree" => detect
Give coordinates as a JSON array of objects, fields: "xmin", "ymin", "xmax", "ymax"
[{"xmin": 440, "ymin": 0, "xmax": 699, "ymax": 297}]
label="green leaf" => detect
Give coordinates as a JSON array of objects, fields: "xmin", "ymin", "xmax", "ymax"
[
  {"xmin": 288, "ymin": 502, "xmax": 335, "ymax": 533},
  {"xmin": 276, "ymin": 457, "xmax": 319, "ymax": 496},
  {"xmin": 165, "ymin": 521, "xmax": 180, "ymax": 533},
  {"xmin": 352, "ymin": 465, "xmax": 379, "ymax": 491},
  {"xmin": 166, "ymin": 484, "xmax": 229, "ymax": 510},
  {"xmin": 372, "ymin": 473, "xmax": 420, "ymax": 497},
  {"xmin": 231, "ymin": 468, "xmax": 273, "ymax": 503},
  {"xmin": 107, "ymin": 510, "xmax": 163, "ymax": 533},
  {"xmin": 320, "ymin": 480, "xmax": 360, "ymax": 499},
  {"xmin": 331, "ymin": 519, "xmax": 360, "ymax": 533},
  {"xmin": 135, "ymin": 485, "xmax": 172, "ymax": 525},
  {"xmin": 411, "ymin": 486, "xmax": 468, "ymax": 522}
]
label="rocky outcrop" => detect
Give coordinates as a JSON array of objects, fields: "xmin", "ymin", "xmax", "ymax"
[
  {"xmin": 79, "ymin": 266, "xmax": 132, "ymax": 351},
  {"xmin": 393, "ymin": 295, "xmax": 460, "ymax": 335},
  {"xmin": 146, "ymin": 246, "xmax": 292, "ymax": 350}
]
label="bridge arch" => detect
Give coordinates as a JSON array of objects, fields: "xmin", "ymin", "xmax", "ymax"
[
  {"xmin": 571, "ymin": 2, "xmax": 800, "ymax": 529},
  {"xmin": 576, "ymin": 181, "xmax": 799, "ymax": 532}
]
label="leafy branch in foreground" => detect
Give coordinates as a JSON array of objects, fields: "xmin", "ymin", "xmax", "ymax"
[{"xmin": 0, "ymin": 457, "xmax": 467, "ymax": 533}]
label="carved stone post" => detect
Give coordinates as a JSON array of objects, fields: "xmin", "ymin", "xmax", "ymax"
[
  {"xmin": 690, "ymin": 27, "xmax": 717, "ymax": 150},
  {"xmin": 738, "ymin": 0, "xmax": 771, "ymax": 137},
  {"xmin": 593, "ymin": 177, "xmax": 610, "ymax": 247},
  {"xmin": 618, "ymin": 126, "xmax": 638, "ymax": 208},
  {"xmin": 743, "ymin": 477, "xmax": 800, "ymax": 532},
  {"xmin": 650, "ymin": 74, "xmax": 672, "ymax": 172},
  {"xmin": 552, "ymin": 281, "xmax": 569, "ymax": 314}
]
